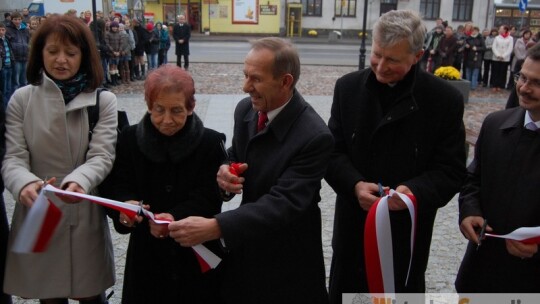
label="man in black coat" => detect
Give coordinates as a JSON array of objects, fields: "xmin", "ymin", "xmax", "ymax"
[
  {"xmin": 325, "ymin": 10, "xmax": 466, "ymax": 302},
  {"xmin": 169, "ymin": 37, "xmax": 333, "ymax": 304},
  {"xmin": 173, "ymin": 15, "xmax": 190, "ymax": 70},
  {"xmin": 456, "ymin": 42, "xmax": 540, "ymax": 293}
]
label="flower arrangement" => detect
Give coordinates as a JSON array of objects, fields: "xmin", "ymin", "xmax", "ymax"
[
  {"xmin": 434, "ymin": 66, "xmax": 461, "ymax": 80},
  {"xmin": 308, "ymin": 30, "xmax": 318, "ymax": 37},
  {"xmin": 358, "ymin": 31, "xmax": 369, "ymax": 38}
]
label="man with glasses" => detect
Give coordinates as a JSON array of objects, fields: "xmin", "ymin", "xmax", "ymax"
[{"xmin": 456, "ymin": 42, "xmax": 540, "ymax": 292}]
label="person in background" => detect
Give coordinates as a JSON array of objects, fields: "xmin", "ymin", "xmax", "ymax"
[
  {"xmin": 21, "ymin": 7, "xmax": 30, "ymax": 26},
  {"xmin": 65, "ymin": 9, "xmax": 77, "ymax": 18},
  {"xmin": 2, "ymin": 14, "xmax": 117, "ymax": 304},
  {"xmin": 83, "ymin": 10, "xmax": 93, "ymax": 27},
  {"xmin": 131, "ymin": 19, "xmax": 148, "ymax": 80},
  {"xmin": 491, "ymin": 25, "xmax": 513, "ymax": 92},
  {"xmin": 509, "ymin": 29, "xmax": 532, "ymax": 90},
  {"xmin": 420, "ymin": 24, "xmax": 444, "ymax": 73},
  {"xmin": 118, "ymin": 23, "xmax": 132, "ymax": 85},
  {"xmin": 0, "ymin": 22, "xmax": 13, "ymax": 108},
  {"xmin": 325, "ymin": 10, "xmax": 466, "ymax": 302},
  {"xmin": 463, "ymin": 26, "xmax": 485, "ymax": 90},
  {"xmin": 158, "ymin": 22, "xmax": 170, "ymax": 66},
  {"xmin": 144, "ymin": 22, "xmax": 159, "ymax": 71},
  {"xmin": 28, "ymin": 16, "xmax": 40, "ymax": 40},
  {"xmin": 169, "ymin": 37, "xmax": 333, "ymax": 303},
  {"xmin": 173, "ymin": 15, "xmax": 190, "ymax": 71},
  {"xmin": 437, "ymin": 25, "xmax": 458, "ymax": 68},
  {"xmin": 5, "ymin": 12, "xmax": 29, "ymax": 92},
  {"xmin": 102, "ymin": 65, "xmax": 225, "ymax": 303},
  {"xmin": 456, "ymin": 42, "xmax": 540, "ymax": 293},
  {"xmin": 123, "ymin": 18, "xmax": 137, "ymax": 82},
  {"xmin": 482, "ymin": 28, "xmax": 497, "ymax": 88},
  {"xmin": 2, "ymin": 14, "xmax": 11, "ymax": 28},
  {"xmin": 90, "ymin": 18, "xmax": 110, "ymax": 88},
  {"xmin": 105, "ymin": 21, "xmax": 122, "ymax": 86}
]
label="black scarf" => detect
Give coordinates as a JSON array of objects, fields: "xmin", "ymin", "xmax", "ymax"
[{"xmin": 135, "ymin": 112, "xmax": 205, "ymax": 164}]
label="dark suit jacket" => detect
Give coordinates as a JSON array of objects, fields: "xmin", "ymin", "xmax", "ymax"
[
  {"xmin": 325, "ymin": 65, "xmax": 466, "ymax": 301},
  {"xmin": 215, "ymin": 90, "xmax": 333, "ymax": 304},
  {"xmin": 173, "ymin": 23, "xmax": 190, "ymax": 55},
  {"xmin": 456, "ymin": 107, "xmax": 540, "ymax": 292}
]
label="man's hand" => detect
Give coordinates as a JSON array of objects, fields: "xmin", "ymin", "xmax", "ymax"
[
  {"xmin": 460, "ymin": 216, "xmax": 491, "ymax": 244},
  {"xmin": 387, "ymin": 185, "xmax": 414, "ymax": 211},
  {"xmin": 216, "ymin": 163, "xmax": 247, "ymax": 195},
  {"xmin": 354, "ymin": 181, "xmax": 384, "ymax": 211},
  {"xmin": 506, "ymin": 239, "xmax": 538, "ymax": 259},
  {"xmin": 169, "ymin": 216, "xmax": 221, "ymax": 247}
]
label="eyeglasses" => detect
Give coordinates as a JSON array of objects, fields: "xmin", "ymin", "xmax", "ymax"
[{"xmin": 514, "ymin": 73, "xmax": 540, "ymax": 89}]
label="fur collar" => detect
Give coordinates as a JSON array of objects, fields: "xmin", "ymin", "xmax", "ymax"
[{"xmin": 136, "ymin": 112, "xmax": 205, "ymax": 163}]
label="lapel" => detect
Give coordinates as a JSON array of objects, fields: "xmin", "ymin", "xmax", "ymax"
[{"xmin": 242, "ymin": 90, "xmax": 306, "ymax": 141}]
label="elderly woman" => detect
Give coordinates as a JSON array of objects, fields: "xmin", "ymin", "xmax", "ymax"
[
  {"xmin": 2, "ymin": 15, "xmax": 117, "ymax": 303},
  {"xmin": 102, "ymin": 64, "xmax": 225, "ymax": 303}
]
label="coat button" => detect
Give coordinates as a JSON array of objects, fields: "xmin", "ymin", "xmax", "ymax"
[
  {"xmin": 387, "ymin": 116, "xmax": 392, "ymax": 120},
  {"xmin": 165, "ymin": 185, "xmax": 172, "ymax": 192}
]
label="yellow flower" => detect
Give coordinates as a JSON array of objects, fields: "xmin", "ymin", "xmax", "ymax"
[
  {"xmin": 434, "ymin": 66, "xmax": 461, "ymax": 80},
  {"xmin": 308, "ymin": 30, "xmax": 318, "ymax": 36}
]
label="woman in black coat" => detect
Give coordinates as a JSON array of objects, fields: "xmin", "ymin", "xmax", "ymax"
[{"xmin": 103, "ymin": 65, "xmax": 225, "ymax": 304}]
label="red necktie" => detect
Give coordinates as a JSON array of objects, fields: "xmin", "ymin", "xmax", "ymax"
[{"xmin": 257, "ymin": 112, "xmax": 268, "ymax": 132}]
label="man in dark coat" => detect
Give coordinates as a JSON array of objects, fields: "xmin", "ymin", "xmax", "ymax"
[
  {"xmin": 5, "ymin": 12, "xmax": 29, "ymax": 91},
  {"xmin": 455, "ymin": 43, "xmax": 540, "ymax": 293},
  {"xmin": 173, "ymin": 15, "xmax": 190, "ymax": 70},
  {"xmin": 325, "ymin": 10, "xmax": 466, "ymax": 303},
  {"xmin": 169, "ymin": 37, "xmax": 333, "ymax": 304},
  {"xmin": 437, "ymin": 25, "xmax": 458, "ymax": 67}
]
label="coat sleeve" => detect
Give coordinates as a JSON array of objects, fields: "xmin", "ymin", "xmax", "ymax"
[{"xmin": 325, "ymin": 76, "xmax": 366, "ymax": 200}]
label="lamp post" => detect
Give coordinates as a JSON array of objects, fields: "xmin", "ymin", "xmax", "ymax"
[{"xmin": 358, "ymin": 0, "xmax": 368, "ymax": 70}]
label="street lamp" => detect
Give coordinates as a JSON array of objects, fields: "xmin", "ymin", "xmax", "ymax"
[{"xmin": 358, "ymin": 0, "xmax": 368, "ymax": 70}]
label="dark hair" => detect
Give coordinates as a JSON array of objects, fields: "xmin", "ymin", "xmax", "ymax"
[
  {"xmin": 26, "ymin": 14, "xmax": 103, "ymax": 90},
  {"xmin": 527, "ymin": 41, "xmax": 540, "ymax": 61},
  {"xmin": 4, "ymin": 12, "xmax": 10, "ymax": 18},
  {"xmin": 144, "ymin": 65, "xmax": 196, "ymax": 111},
  {"xmin": 11, "ymin": 12, "xmax": 21, "ymax": 19},
  {"xmin": 522, "ymin": 29, "xmax": 532, "ymax": 37},
  {"xmin": 250, "ymin": 37, "xmax": 301, "ymax": 88}
]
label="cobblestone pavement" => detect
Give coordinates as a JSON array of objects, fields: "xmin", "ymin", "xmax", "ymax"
[{"xmin": 6, "ymin": 63, "xmax": 508, "ymax": 303}]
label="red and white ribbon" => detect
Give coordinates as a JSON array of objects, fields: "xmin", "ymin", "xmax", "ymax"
[
  {"xmin": 364, "ymin": 190, "xmax": 417, "ymax": 293},
  {"xmin": 12, "ymin": 185, "xmax": 221, "ymax": 272},
  {"xmin": 486, "ymin": 226, "xmax": 540, "ymax": 244}
]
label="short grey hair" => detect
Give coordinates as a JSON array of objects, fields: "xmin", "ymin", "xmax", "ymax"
[
  {"xmin": 372, "ymin": 10, "xmax": 426, "ymax": 54},
  {"xmin": 250, "ymin": 37, "xmax": 301, "ymax": 89}
]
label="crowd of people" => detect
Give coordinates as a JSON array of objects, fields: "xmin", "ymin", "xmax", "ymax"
[
  {"xmin": 0, "ymin": 8, "xmax": 186, "ymax": 109},
  {"xmin": 0, "ymin": 6, "xmax": 538, "ymax": 304},
  {"xmin": 421, "ymin": 17, "xmax": 539, "ymax": 92}
]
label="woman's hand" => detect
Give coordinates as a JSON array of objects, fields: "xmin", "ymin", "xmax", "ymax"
[
  {"xmin": 18, "ymin": 177, "xmax": 57, "ymax": 207},
  {"xmin": 59, "ymin": 182, "xmax": 85, "ymax": 203},
  {"xmin": 150, "ymin": 213, "xmax": 174, "ymax": 239},
  {"xmin": 119, "ymin": 200, "xmax": 147, "ymax": 227}
]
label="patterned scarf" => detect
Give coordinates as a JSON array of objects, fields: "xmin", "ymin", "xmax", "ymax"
[{"xmin": 52, "ymin": 72, "xmax": 88, "ymax": 104}]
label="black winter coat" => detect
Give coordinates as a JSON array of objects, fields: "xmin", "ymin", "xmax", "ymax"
[
  {"xmin": 103, "ymin": 113, "xmax": 226, "ymax": 304},
  {"xmin": 173, "ymin": 23, "xmax": 191, "ymax": 56},
  {"xmin": 456, "ymin": 107, "xmax": 540, "ymax": 292},
  {"xmin": 5, "ymin": 23, "xmax": 29, "ymax": 61},
  {"xmin": 325, "ymin": 65, "xmax": 466, "ymax": 301}
]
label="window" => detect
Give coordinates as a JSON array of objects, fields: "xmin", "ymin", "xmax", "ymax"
[
  {"xmin": 334, "ymin": 0, "xmax": 356, "ymax": 17},
  {"xmin": 420, "ymin": 0, "xmax": 440, "ymax": 20},
  {"xmin": 302, "ymin": 0, "xmax": 323, "ymax": 16},
  {"xmin": 453, "ymin": 0, "xmax": 473, "ymax": 21}
]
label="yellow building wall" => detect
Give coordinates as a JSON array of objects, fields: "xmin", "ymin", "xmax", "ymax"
[{"xmin": 145, "ymin": 0, "xmax": 280, "ymax": 34}]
